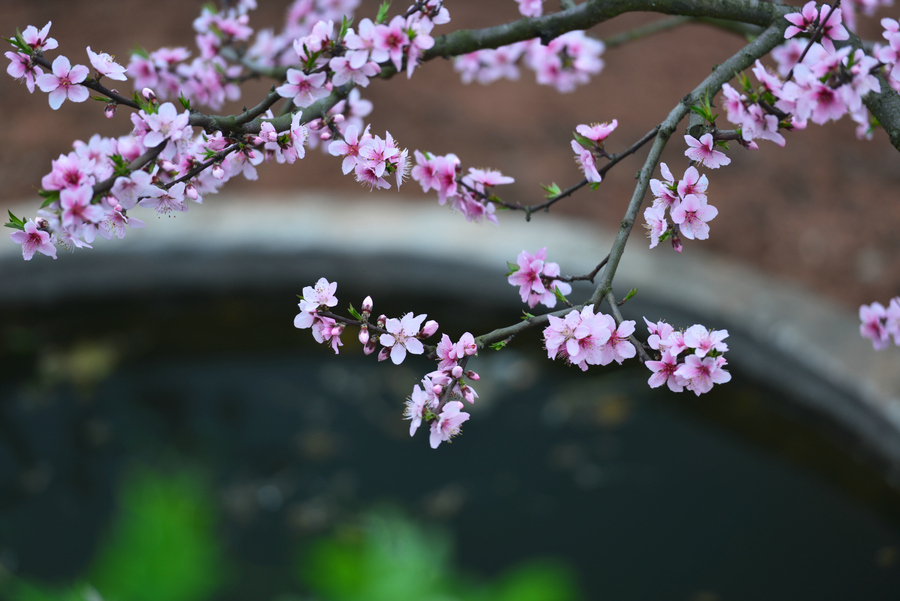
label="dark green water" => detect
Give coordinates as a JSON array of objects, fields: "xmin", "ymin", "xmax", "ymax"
[{"xmin": 1, "ymin": 289, "xmax": 900, "ymax": 600}]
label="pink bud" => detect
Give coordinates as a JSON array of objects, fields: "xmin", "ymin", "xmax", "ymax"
[
  {"xmin": 359, "ymin": 325, "xmax": 369, "ymax": 345},
  {"xmin": 308, "ymin": 119, "xmax": 322, "ymax": 131},
  {"xmin": 104, "ymin": 102, "xmax": 117, "ymax": 119},
  {"xmin": 112, "ymin": 203, "xmax": 123, "ymax": 213},
  {"xmin": 363, "ymin": 338, "xmax": 377, "ymax": 355},
  {"xmin": 377, "ymin": 347, "xmax": 390, "ymax": 362},
  {"xmin": 35, "ymin": 217, "xmax": 49, "ymax": 230},
  {"xmin": 185, "ymin": 183, "xmax": 198, "ymax": 200},
  {"xmin": 420, "ymin": 320, "xmax": 439, "ymax": 338},
  {"xmin": 466, "ymin": 370, "xmax": 480, "ymax": 381},
  {"xmin": 451, "ymin": 365, "xmax": 463, "ymax": 379},
  {"xmin": 333, "ymin": 114, "xmax": 345, "ymax": 124},
  {"xmin": 361, "ymin": 296, "xmax": 374, "ymax": 315},
  {"xmin": 320, "ymin": 131, "xmax": 332, "ymax": 141},
  {"xmin": 141, "ymin": 87, "xmax": 157, "ymax": 102},
  {"xmin": 212, "ymin": 164, "xmax": 225, "ymax": 180},
  {"xmin": 325, "ymin": 81, "xmax": 334, "ymax": 92},
  {"xmin": 671, "ymin": 234, "xmax": 683, "ymax": 253},
  {"xmin": 376, "ymin": 314, "xmax": 387, "ymax": 329},
  {"xmin": 432, "ymin": 385, "xmax": 443, "ymax": 396},
  {"xmin": 250, "ymin": 136, "xmax": 263, "ymax": 146},
  {"xmin": 462, "ymin": 385, "xmax": 476, "ymax": 404}
]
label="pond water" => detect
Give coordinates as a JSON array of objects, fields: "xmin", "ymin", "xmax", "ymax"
[{"xmin": 2, "ymin": 287, "xmax": 900, "ymax": 600}]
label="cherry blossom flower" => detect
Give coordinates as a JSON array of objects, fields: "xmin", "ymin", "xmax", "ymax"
[
  {"xmin": 675, "ymin": 355, "xmax": 732, "ymax": 396},
  {"xmin": 508, "ymin": 247, "xmax": 572, "ymax": 308},
  {"xmin": 649, "ymin": 163, "xmax": 679, "ymax": 209},
  {"xmin": 10, "ymin": 220, "xmax": 57, "ymax": 260},
  {"xmin": 5, "ymin": 51, "xmax": 40, "ymax": 92},
  {"xmin": 36, "ymin": 56, "xmax": 90, "ymax": 110},
  {"xmin": 683, "ymin": 324, "xmax": 729, "ymax": 356},
  {"xmin": 516, "ymin": 0, "xmax": 544, "ymax": 17},
  {"xmin": 405, "ymin": 378, "xmax": 439, "ymax": 436},
  {"xmin": 380, "ymin": 312, "xmax": 427, "ymax": 364},
  {"xmin": 646, "ymin": 350, "xmax": 686, "ymax": 392},
  {"xmin": 684, "ymin": 134, "xmax": 731, "ymax": 169},
  {"xmin": 597, "ymin": 317, "xmax": 636, "ymax": 366},
  {"xmin": 138, "ymin": 182, "xmax": 188, "ymax": 215},
  {"xmin": 294, "ymin": 278, "xmax": 339, "ymax": 330},
  {"xmin": 429, "ymin": 401, "xmax": 470, "ymax": 448},
  {"xmin": 576, "ymin": 120, "xmax": 618, "ymax": 143},
  {"xmin": 643, "ymin": 204, "xmax": 668, "ymax": 249},
  {"xmin": 571, "ymin": 140, "xmax": 601, "ymax": 183},
  {"xmin": 111, "ymin": 170, "xmax": 163, "ymax": 210},
  {"xmin": 670, "ymin": 194, "xmax": 718, "ymax": 240},
  {"xmin": 275, "ymin": 69, "xmax": 328, "ymax": 108},
  {"xmin": 87, "ymin": 47, "xmax": 127, "ymax": 81},
  {"xmin": 22, "ymin": 22, "xmax": 58, "ymax": 52},
  {"xmin": 860, "ymin": 301, "xmax": 889, "ymax": 349}
]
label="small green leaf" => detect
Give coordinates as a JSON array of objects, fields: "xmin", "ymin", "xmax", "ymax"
[
  {"xmin": 541, "ymin": 182, "xmax": 561, "ymax": 198},
  {"xmin": 490, "ymin": 340, "xmax": 508, "ymax": 351},
  {"xmin": 505, "ymin": 261, "xmax": 519, "ymax": 276},
  {"xmin": 589, "ymin": 182, "xmax": 601, "ymax": 191},
  {"xmin": 179, "ymin": 92, "xmax": 191, "ymax": 111},
  {"xmin": 338, "ymin": 15, "xmax": 353, "ymax": 41},
  {"xmin": 347, "ymin": 303, "xmax": 362, "ymax": 321},
  {"xmin": 572, "ymin": 131, "xmax": 593, "ymax": 149},
  {"xmin": 521, "ymin": 311, "xmax": 535, "ymax": 320},
  {"xmin": 5, "ymin": 210, "xmax": 26, "ymax": 231},
  {"xmin": 621, "ymin": 288, "xmax": 638, "ymax": 303},
  {"xmin": 552, "ymin": 285, "xmax": 568, "ymax": 305},
  {"xmin": 131, "ymin": 44, "xmax": 150, "ymax": 59},
  {"xmin": 375, "ymin": 1, "xmax": 391, "ymax": 24}
]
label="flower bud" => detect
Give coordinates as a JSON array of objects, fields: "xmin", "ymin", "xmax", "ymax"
[
  {"xmin": 308, "ymin": 119, "xmax": 322, "ymax": 131},
  {"xmin": 420, "ymin": 320, "xmax": 439, "ymax": 338},
  {"xmin": 361, "ymin": 296, "xmax": 374, "ymax": 315},
  {"xmin": 212, "ymin": 164, "xmax": 225, "ymax": 180},
  {"xmin": 377, "ymin": 347, "xmax": 390, "ymax": 362},
  {"xmin": 320, "ymin": 131, "xmax": 332, "ymax": 141},
  {"xmin": 432, "ymin": 385, "xmax": 443, "ymax": 396},
  {"xmin": 466, "ymin": 370, "xmax": 480, "ymax": 381},
  {"xmin": 376, "ymin": 314, "xmax": 387, "ymax": 329},
  {"xmin": 358, "ymin": 325, "xmax": 369, "ymax": 345},
  {"xmin": 451, "ymin": 365, "xmax": 463, "ymax": 379},
  {"xmin": 363, "ymin": 338, "xmax": 377, "ymax": 355},
  {"xmin": 671, "ymin": 234, "xmax": 683, "ymax": 253},
  {"xmin": 185, "ymin": 183, "xmax": 199, "ymax": 201},
  {"xmin": 35, "ymin": 217, "xmax": 49, "ymax": 230},
  {"xmin": 141, "ymin": 87, "xmax": 157, "ymax": 102},
  {"xmin": 333, "ymin": 114, "xmax": 345, "ymax": 124},
  {"xmin": 104, "ymin": 102, "xmax": 117, "ymax": 119}
]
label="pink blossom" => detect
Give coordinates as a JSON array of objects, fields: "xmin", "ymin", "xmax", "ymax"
[
  {"xmin": 886, "ymin": 298, "xmax": 900, "ymax": 345},
  {"xmin": 429, "ymin": 401, "xmax": 470, "ymax": 448},
  {"xmin": 41, "ymin": 152, "xmax": 95, "ymax": 191},
  {"xmin": 683, "ymin": 324, "xmax": 729, "ymax": 357},
  {"xmin": 22, "ymin": 22, "xmax": 58, "ymax": 52},
  {"xmin": 543, "ymin": 305, "xmax": 614, "ymax": 370},
  {"xmin": 516, "ymin": 0, "xmax": 544, "ymax": 17},
  {"xmin": 276, "ymin": 69, "xmax": 328, "ymax": 108},
  {"xmin": 294, "ymin": 278, "xmax": 339, "ymax": 329},
  {"xmin": 649, "ymin": 163, "xmax": 679, "ymax": 209},
  {"xmin": 597, "ymin": 318, "xmax": 636, "ymax": 366},
  {"xmin": 670, "ymin": 194, "xmax": 717, "ymax": 240},
  {"xmin": 98, "ymin": 205, "xmax": 146, "ymax": 240},
  {"xmin": 311, "ymin": 316, "xmax": 344, "ymax": 354},
  {"xmin": 643, "ymin": 205, "xmax": 668, "ymax": 249},
  {"xmin": 646, "ymin": 350, "xmax": 686, "ymax": 392},
  {"xmin": 860, "ymin": 301, "xmax": 889, "ymax": 349},
  {"xmin": 10, "ymin": 220, "xmax": 57, "ymax": 260},
  {"xmin": 576, "ymin": 120, "xmax": 618, "ymax": 143},
  {"xmin": 405, "ymin": 378, "xmax": 439, "ymax": 436},
  {"xmin": 60, "ymin": 184, "xmax": 104, "ymax": 231},
  {"xmin": 380, "ymin": 312, "xmax": 427, "ymax": 365},
  {"xmin": 5, "ymin": 51, "xmax": 40, "ymax": 93},
  {"xmin": 86, "ymin": 47, "xmax": 127, "ymax": 81},
  {"xmin": 684, "ymin": 134, "xmax": 731, "ymax": 169},
  {"xmin": 372, "ymin": 16, "xmax": 410, "ymax": 72},
  {"xmin": 571, "ymin": 140, "xmax": 601, "ymax": 183},
  {"xmin": 138, "ymin": 182, "xmax": 188, "ymax": 215},
  {"xmin": 508, "ymin": 247, "xmax": 572, "ymax": 308},
  {"xmin": 677, "ymin": 166, "xmax": 708, "ymax": 200},
  {"xmin": 111, "ymin": 170, "xmax": 163, "ymax": 210},
  {"xmin": 35, "ymin": 56, "xmax": 90, "ymax": 110},
  {"xmin": 675, "ymin": 355, "xmax": 732, "ymax": 396}
]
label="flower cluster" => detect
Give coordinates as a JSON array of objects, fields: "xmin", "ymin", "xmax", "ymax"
[
  {"xmin": 859, "ymin": 298, "xmax": 900, "ymax": 350},
  {"xmin": 543, "ymin": 305, "xmax": 636, "ymax": 370},
  {"xmin": 409, "ymin": 152, "xmax": 514, "ymax": 223},
  {"xmin": 721, "ymin": 4, "xmax": 889, "ymax": 144},
  {"xmin": 644, "ymin": 319, "xmax": 732, "ymax": 396},
  {"xmin": 328, "ymin": 124, "xmax": 409, "ymax": 190},
  {"xmin": 643, "ymin": 162, "xmax": 718, "ymax": 250},
  {"xmin": 507, "ymin": 247, "xmax": 572, "ymax": 308},
  {"xmin": 571, "ymin": 120, "xmax": 618, "ymax": 183},
  {"xmin": 454, "ymin": 31, "xmax": 604, "ymax": 93}
]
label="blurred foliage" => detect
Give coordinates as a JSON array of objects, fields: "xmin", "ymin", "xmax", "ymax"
[
  {"xmin": 299, "ymin": 510, "xmax": 581, "ymax": 601},
  {"xmin": 4, "ymin": 472, "xmax": 579, "ymax": 601}
]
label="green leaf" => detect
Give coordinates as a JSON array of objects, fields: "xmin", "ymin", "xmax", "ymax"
[
  {"xmin": 621, "ymin": 288, "xmax": 638, "ymax": 303},
  {"xmin": 572, "ymin": 131, "xmax": 593, "ymax": 149},
  {"xmin": 589, "ymin": 182, "xmax": 601, "ymax": 191},
  {"xmin": 505, "ymin": 261, "xmax": 519, "ymax": 276},
  {"xmin": 131, "ymin": 44, "xmax": 150, "ymax": 59},
  {"xmin": 338, "ymin": 15, "xmax": 353, "ymax": 41},
  {"xmin": 541, "ymin": 182, "xmax": 561, "ymax": 198},
  {"xmin": 551, "ymin": 285, "xmax": 568, "ymax": 305},
  {"xmin": 347, "ymin": 303, "xmax": 362, "ymax": 321},
  {"xmin": 490, "ymin": 340, "xmax": 508, "ymax": 351},
  {"xmin": 521, "ymin": 311, "xmax": 535, "ymax": 320},
  {"xmin": 5, "ymin": 210, "xmax": 26, "ymax": 231},
  {"xmin": 178, "ymin": 92, "xmax": 191, "ymax": 111},
  {"xmin": 375, "ymin": 1, "xmax": 391, "ymax": 24}
]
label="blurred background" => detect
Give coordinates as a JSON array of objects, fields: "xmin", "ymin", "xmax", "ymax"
[{"xmin": 2, "ymin": 1, "xmax": 900, "ymax": 600}]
